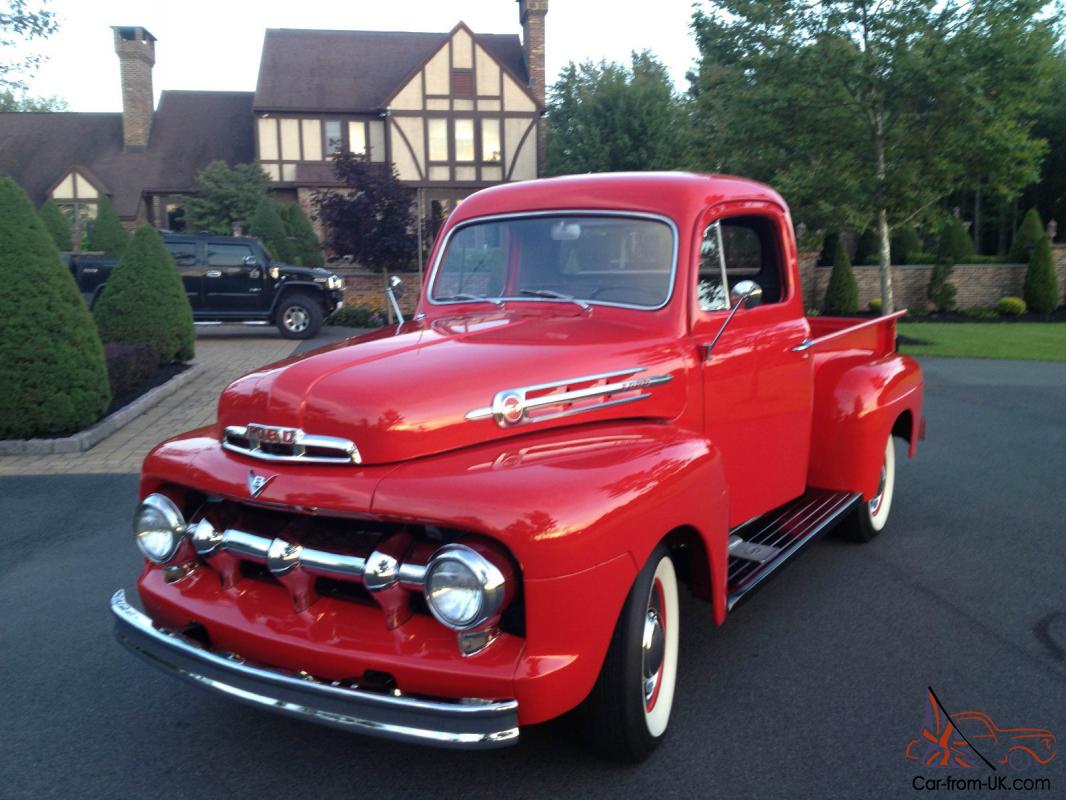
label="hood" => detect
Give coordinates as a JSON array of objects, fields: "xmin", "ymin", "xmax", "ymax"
[
  {"xmin": 279, "ymin": 265, "xmax": 335, "ymax": 279},
  {"xmin": 217, "ymin": 311, "xmax": 689, "ymax": 465}
]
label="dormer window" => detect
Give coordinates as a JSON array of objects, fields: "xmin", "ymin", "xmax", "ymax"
[{"xmin": 50, "ymin": 170, "xmax": 101, "ymax": 247}]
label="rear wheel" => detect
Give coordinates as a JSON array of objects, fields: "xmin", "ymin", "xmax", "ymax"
[
  {"xmin": 842, "ymin": 435, "xmax": 896, "ymax": 542},
  {"xmin": 581, "ymin": 543, "xmax": 680, "ymax": 761},
  {"xmin": 275, "ymin": 293, "xmax": 322, "ymax": 339}
]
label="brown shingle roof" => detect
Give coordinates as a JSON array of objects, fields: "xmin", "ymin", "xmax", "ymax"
[
  {"xmin": 253, "ymin": 27, "xmax": 529, "ymax": 112},
  {"xmin": 0, "ymin": 90, "xmax": 255, "ymax": 218}
]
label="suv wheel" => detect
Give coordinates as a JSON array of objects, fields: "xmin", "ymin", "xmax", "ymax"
[{"xmin": 276, "ymin": 293, "xmax": 322, "ymax": 339}]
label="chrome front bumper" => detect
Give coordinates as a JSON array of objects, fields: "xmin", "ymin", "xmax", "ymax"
[{"xmin": 109, "ymin": 589, "xmax": 520, "ymax": 749}]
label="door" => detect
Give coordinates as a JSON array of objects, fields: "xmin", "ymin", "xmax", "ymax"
[
  {"xmin": 693, "ymin": 205, "xmax": 814, "ymax": 528},
  {"xmin": 203, "ymin": 241, "xmax": 268, "ymax": 310},
  {"xmin": 164, "ymin": 239, "xmax": 203, "ymax": 309}
]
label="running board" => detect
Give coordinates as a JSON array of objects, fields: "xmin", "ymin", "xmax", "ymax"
[{"xmin": 726, "ymin": 490, "xmax": 862, "ymax": 611}]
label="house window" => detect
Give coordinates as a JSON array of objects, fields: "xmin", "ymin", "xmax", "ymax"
[
  {"xmin": 324, "ymin": 120, "xmax": 343, "ymax": 155},
  {"xmin": 455, "ymin": 118, "xmax": 475, "ymax": 162},
  {"xmin": 348, "ymin": 121, "xmax": 366, "ymax": 156},
  {"xmin": 452, "ymin": 69, "xmax": 474, "ymax": 98},
  {"xmin": 51, "ymin": 170, "xmax": 100, "ymax": 248},
  {"xmin": 481, "ymin": 119, "xmax": 501, "ymax": 162},
  {"xmin": 428, "ymin": 118, "xmax": 448, "ymax": 161}
]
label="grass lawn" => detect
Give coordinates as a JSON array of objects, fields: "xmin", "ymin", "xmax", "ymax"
[{"xmin": 898, "ymin": 322, "xmax": 1066, "ymax": 362}]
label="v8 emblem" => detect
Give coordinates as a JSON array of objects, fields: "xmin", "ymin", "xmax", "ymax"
[{"xmin": 247, "ymin": 470, "xmax": 276, "ymax": 498}]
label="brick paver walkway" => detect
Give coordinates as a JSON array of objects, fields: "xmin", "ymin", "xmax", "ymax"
[{"xmin": 0, "ymin": 331, "xmax": 296, "ymax": 476}]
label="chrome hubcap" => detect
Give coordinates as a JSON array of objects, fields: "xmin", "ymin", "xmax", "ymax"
[
  {"xmin": 284, "ymin": 307, "xmax": 309, "ymax": 332},
  {"xmin": 642, "ymin": 607, "xmax": 665, "ymax": 704},
  {"xmin": 869, "ymin": 462, "xmax": 887, "ymax": 515}
]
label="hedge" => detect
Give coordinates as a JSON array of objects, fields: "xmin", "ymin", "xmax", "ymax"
[
  {"xmin": 87, "ymin": 196, "xmax": 129, "ymax": 257},
  {"xmin": 39, "ymin": 199, "xmax": 72, "ymax": 251},
  {"xmin": 1024, "ymin": 236, "xmax": 1060, "ymax": 315},
  {"xmin": 0, "ymin": 178, "xmax": 110, "ymax": 438},
  {"xmin": 93, "ymin": 225, "xmax": 195, "ymax": 362},
  {"xmin": 1010, "ymin": 209, "xmax": 1045, "ymax": 264},
  {"xmin": 250, "ymin": 199, "xmax": 292, "ymax": 262},
  {"xmin": 824, "ymin": 237, "xmax": 859, "ymax": 314}
]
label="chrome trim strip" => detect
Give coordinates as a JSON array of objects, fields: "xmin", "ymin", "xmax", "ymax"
[
  {"xmin": 222, "ymin": 425, "xmax": 361, "ymax": 465},
  {"xmin": 110, "ymin": 589, "xmax": 520, "ymax": 749},
  {"xmin": 465, "ymin": 367, "xmax": 673, "ymax": 427},
  {"xmin": 425, "ymin": 209, "xmax": 680, "ymax": 313}
]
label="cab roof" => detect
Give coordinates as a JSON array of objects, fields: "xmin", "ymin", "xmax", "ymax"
[{"xmin": 452, "ymin": 172, "xmax": 788, "ymax": 227}]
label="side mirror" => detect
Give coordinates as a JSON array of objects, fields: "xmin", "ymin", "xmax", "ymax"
[
  {"xmin": 730, "ymin": 279, "xmax": 763, "ymax": 310},
  {"xmin": 385, "ymin": 275, "xmax": 405, "ymax": 324}
]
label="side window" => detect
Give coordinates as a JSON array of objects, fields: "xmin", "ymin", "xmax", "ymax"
[
  {"xmin": 697, "ymin": 214, "xmax": 786, "ymax": 310},
  {"xmin": 207, "ymin": 243, "xmax": 255, "ymax": 267},
  {"xmin": 165, "ymin": 241, "xmax": 198, "ymax": 267}
]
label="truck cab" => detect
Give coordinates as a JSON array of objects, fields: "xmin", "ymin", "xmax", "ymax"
[{"xmin": 111, "ymin": 173, "xmax": 924, "ymax": 761}]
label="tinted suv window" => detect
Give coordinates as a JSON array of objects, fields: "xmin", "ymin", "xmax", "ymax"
[
  {"xmin": 165, "ymin": 241, "xmax": 199, "ymax": 266},
  {"xmin": 207, "ymin": 243, "xmax": 255, "ymax": 267}
]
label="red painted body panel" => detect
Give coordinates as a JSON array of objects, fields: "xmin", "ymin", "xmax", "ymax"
[{"xmin": 128, "ymin": 172, "xmax": 923, "ymax": 730}]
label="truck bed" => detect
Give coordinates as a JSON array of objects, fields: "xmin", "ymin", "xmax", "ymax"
[{"xmin": 805, "ymin": 310, "xmax": 907, "ymax": 357}]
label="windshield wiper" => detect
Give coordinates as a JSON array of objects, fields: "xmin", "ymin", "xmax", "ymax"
[
  {"xmin": 435, "ymin": 293, "xmax": 505, "ymax": 308},
  {"xmin": 518, "ymin": 288, "xmax": 591, "ymax": 312}
]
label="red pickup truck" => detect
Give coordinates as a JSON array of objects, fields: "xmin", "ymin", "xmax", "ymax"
[{"xmin": 112, "ymin": 172, "xmax": 924, "ymax": 760}]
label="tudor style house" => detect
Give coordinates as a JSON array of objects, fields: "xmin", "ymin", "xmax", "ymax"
[{"xmin": 0, "ymin": 0, "xmax": 548, "ymax": 244}]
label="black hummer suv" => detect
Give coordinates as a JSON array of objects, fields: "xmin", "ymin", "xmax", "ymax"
[{"xmin": 68, "ymin": 232, "xmax": 344, "ymax": 339}]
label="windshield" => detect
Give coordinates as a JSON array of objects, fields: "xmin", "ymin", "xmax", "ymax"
[{"xmin": 430, "ymin": 214, "xmax": 676, "ymax": 309}]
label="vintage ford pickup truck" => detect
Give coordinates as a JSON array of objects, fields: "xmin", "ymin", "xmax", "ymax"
[{"xmin": 111, "ymin": 172, "xmax": 924, "ymax": 760}]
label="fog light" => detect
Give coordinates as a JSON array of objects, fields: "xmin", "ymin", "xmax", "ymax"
[
  {"xmin": 424, "ymin": 544, "xmax": 507, "ymax": 631},
  {"xmin": 133, "ymin": 493, "xmax": 186, "ymax": 564}
]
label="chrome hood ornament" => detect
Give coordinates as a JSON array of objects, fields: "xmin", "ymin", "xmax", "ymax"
[{"xmin": 223, "ymin": 423, "xmax": 361, "ymax": 465}]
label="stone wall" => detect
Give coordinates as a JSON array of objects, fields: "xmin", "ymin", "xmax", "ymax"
[
  {"xmin": 333, "ymin": 266, "xmax": 422, "ymax": 318},
  {"xmin": 798, "ymin": 245, "xmax": 1066, "ymax": 311}
]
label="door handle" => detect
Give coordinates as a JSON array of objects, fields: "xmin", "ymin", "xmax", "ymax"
[
  {"xmin": 791, "ymin": 338, "xmax": 814, "ymax": 352},
  {"xmin": 205, "ymin": 270, "xmax": 222, "ymax": 278}
]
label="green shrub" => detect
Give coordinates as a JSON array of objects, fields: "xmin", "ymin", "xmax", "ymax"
[
  {"xmin": 328, "ymin": 304, "xmax": 386, "ymax": 328},
  {"xmin": 39, "ymin": 199, "xmax": 72, "ymax": 251},
  {"xmin": 250, "ymin": 199, "xmax": 292, "ymax": 262},
  {"xmin": 868, "ymin": 298, "xmax": 882, "ymax": 313},
  {"xmin": 824, "ymin": 238, "xmax": 859, "ymax": 314},
  {"xmin": 936, "ymin": 217, "xmax": 975, "ymax": 265},
  {"xmin": 1009, "ymin": 208, "xmax": 1045, "ymax": 263},
  {"xmin": 1023, "ymin": 235, "xmax": 1060, "ymax": 315},
  {"xmin": 0, "ymin": 178, "xmax": 110, "ymax": 438},
  {"xmin": 927, "ymin": 260, "xmax": 957, "ymax": 311},
  {"xmin": 285, "ymin": 203, "xmax": 322, "ymax": 267},
  {"xmin": 891, "ymin": 226, "xmax": 921, "ymax": 265},
  {"xmin": 995, "ymin": 296, "xmax": 1026, "ymax": 317},
  {"xmin": 87, "ymin": 196, "xmax": 129, "ymax": 257},
  {"xmin": 959, "ymin": 306, "xmax": 997, "ymax": 320},
  {"xmin": 93, "ymin": 226, "xmax": 195, "ymax": 362}
]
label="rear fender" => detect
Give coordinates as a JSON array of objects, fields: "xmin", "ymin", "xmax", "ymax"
[{"xmin": 806, "ymin": 352, "xmax": 923, "ymax": 499}]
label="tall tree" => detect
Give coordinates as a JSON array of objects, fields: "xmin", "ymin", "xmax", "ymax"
[
  {"xmin": 546, "ymin": 52, "xmax": 693, "ymax": 175},
  {"xmin": 0, "ymin": 0, "xmax": 59, "ymax": 94},
  {"xmin": 87, "ymin": 196, "xmax": 129, "ymax": 257},
  {"xmin": 0, "ymin": 89, "xmax": 65, "ymax": 110},
  {"xmin": 313, "ymin": 153, "xmax": 416, "ymax": 273},
  {"xmin": 690, "ymin": 0, "xmax": 1058, "ymax": 313},
  {"xmin": 181, "ymin": 161, "xmax": 270, "ymax": 235}
]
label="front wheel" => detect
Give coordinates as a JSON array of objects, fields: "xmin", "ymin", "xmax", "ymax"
[
  {"xmin": 275, "ymin": 293, "xmax": 323, "ymax": 340},
  {"xmin": 842, "ymin": 435, "xmax": 896, "ymax": 542},
  {"xmin": 580, "ymin": 543, "xmax": 680, "ymax": 761}
]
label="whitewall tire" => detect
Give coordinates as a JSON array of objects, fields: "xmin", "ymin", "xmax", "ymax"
[{"xmin": 843, "ymin": 435, "xmax": 897, "ymax": 542}]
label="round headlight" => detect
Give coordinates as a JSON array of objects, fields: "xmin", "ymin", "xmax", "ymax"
[
  {"xmin": 424, "ymin": 544, "xmax": 507, "ymax": 631},
  {"xmin": 134, "ymin": 493, "xmax": 186, "ymax": 564}
]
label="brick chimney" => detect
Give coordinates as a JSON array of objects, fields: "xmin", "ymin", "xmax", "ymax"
[
  {"xmin": 112, "ymin": 26, "xmax": 156, "ymax": 151},
  {"xmin": 518, "ymin": 0, "xmax": 548, "ymax": 106}
]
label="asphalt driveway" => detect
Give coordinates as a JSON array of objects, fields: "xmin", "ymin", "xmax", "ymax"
[{"xmin": 1, "ymin": 357, "xmax": 1064, "ymax": 799}]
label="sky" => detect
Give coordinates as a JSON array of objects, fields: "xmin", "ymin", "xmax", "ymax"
[{"xmin": 16, "ymin": 0, "xmax": 703, "ymax": 111}]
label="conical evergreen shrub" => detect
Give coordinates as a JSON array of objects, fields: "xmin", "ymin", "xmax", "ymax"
[
  {"xmin": 0, "ymin": 178, "xmax": 110, "ymax": 438},
  {"xmin": 286, "ymin": 203, "xmax": 322, "ymax": 267},
  {"xmin": 87, "ymin": 196, "xmax": 129, "ymax": 256},
  {"xmin": 1024, "ymin": 236, "xmax": 1060, "ymax": 315},
  {"xmin": 824, "ymin": 237, "xmax": 859, "ymax": 314},
  {"xmin": 39, "ymin": 199, "xmax": 72, "ymax": 251},
  {"xmin": 93, "ymin": 226, "xmax": 195, "ymax": 362},
  {"xmin": 1010, "ymin": 208, "xmax": 1044, "ymax": 263},
  {"xmin": 250, "ymin": 199, "xmax": 292, "ymax": 262}
]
